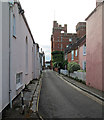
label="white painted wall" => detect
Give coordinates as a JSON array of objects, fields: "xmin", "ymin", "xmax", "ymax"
[
  {"xmin": 1, "ymin": 2, "xmax": 35, "ymax": 111},
  {"xmin": 32, "ymin": 44, "xmax": 35, "ymax": 79},
  {"xmin": 0, "ymin": 1, "xmax": 2, "ymax": 114},
  {"xmin": 34, "ymin": 44, "xmax": 40, "ymax": 79},
  {"xmin": 10, "ymin": 3, "xmax": 33, "ymax": 99},
  {"xmin": 2, "ymin": 2, "xmax": 10, "ymax": 110}
]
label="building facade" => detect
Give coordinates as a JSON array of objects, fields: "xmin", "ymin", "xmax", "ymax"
[
  {"xmin": 51, "ymin": 21, "xmax": 77, "ymax": 67},
  {"xmin": 86, "ymin": 1, "xmax": 104, "ymax": 91},
  {"xmin": 65, "ymin": 35, "xmax": 86, "ymax": 71},
  {"xmin": 0, "ymin": 1, "xmax": 41, "ymax": 113},
  {"xmin": 65, "ymin": 22, "xmax": 86, "ymax": 70}
]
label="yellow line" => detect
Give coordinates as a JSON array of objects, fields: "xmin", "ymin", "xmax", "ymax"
[
  {"xmin": 36, "ymin": 80, "xmax": 42, "ymax": 112},
  {"xmin": 37, "ymin": 83, "xmax": 41, "ymax": 112},
  {"xmin": 36, "ymin": 79, "xmax": 44, "ymax": 120}
]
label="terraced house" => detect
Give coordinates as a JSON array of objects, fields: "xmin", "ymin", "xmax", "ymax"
[
  {"xmin": 64, "ymin": 22, "xmax": 86, "ymax": 70},
  {"xmin": 0, "ymin": 0, "xmax": 42, "ymax": 114}
]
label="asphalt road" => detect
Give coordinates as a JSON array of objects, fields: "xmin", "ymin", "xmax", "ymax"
[{"xmin": 38, "ymin": 70, "xmax": 103, "ymax": 119}]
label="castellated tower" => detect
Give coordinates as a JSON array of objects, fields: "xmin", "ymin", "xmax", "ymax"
[{"xmin": 51, "ymin": 21, "xmax": 77, "ymax": 64}]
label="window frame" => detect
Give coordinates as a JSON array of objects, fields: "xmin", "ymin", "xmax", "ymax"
[
  {"xmin": 16, "ymin": 72, "xmax": 23, "ymax": 89},
  {"xmin": 71, "ymin": 50, "xmax": 74, "ymax": 61},
  {"xmin": 69, "ymin": 38, "xmax": 72, "ymax": 42},
  {"xmin": 83, "ymin": 61, "xmax": 86, "ymax": 71},
  {"xmin": 13, "ymin": 14, "xmax": 16, "ymax": 37},
  {"xmin": 83, "ymin": 44, "xmax": 86, "ymax": 56},
  {"xmin": 75, "ymin": 50, "xmax": 78, "ymax": 57}
]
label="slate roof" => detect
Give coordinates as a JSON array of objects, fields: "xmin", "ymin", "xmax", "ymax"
[{"xmin": 65, "ymin": 35, "xmax": 86, "ymax": 54}]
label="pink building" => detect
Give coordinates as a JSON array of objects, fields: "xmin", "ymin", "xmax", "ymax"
[
  {"xmin": 79, "ymin": 36, "xmax": 86, "ymax": 70},
  {"xmin": 86, "ymin": 1, "xmax": 104, "ymax": 91}
]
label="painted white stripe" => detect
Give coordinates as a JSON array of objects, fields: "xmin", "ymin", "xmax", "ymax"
[{"xmin": 56, "ymin": 74, "xmax": 103, "ymax": 105}]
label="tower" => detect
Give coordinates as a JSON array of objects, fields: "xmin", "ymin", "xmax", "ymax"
[{"xmin": 76, "ymin": 22, "xmax": 86, "ymax": 38}]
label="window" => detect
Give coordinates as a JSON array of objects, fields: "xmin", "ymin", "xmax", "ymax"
[
  {"xmin": 83, "ymin": 61, "xmax": 86, "ymax": 71},
  {"xmin": 69, "ymin": 38, "xmax": 72, "ymax": 42},
  {"xmin": 13, "ymin": 14, "xmax": 16, "ymax": 36},
  {"xmin": 57, "ymin": 37, "xmax": 59, "ymax": 42},
  {"xmin": 58, "ymin": 44, "xmax": 59, "ymax": 48},
  {"xmin": 75, "ymin": 50, "xmax": 77, "ymax": 56},
  {"xmin": 61, "ymin": 31, "xmax": 64, "ymax": 33},
  {"xmin": 16, "ymin": 73, "xmax": 22, "ymax": 88},
  {"xmin": 61, "ymin": 44, "xmax": 63, "ymax": 50},
  {"xmin": 71, "ymin": 50, "xmax": 74, "ymax": 60},
  {"xmin": 61, "ymin": 37, "xmax": 63, "ymax": 42},
  {"xmin": 65, "ymin": 54, "xmax": 67, "ymax": 60},
  {"xmin": 83, "ymin": 44, "xmax": 86, "ymax": 55}
]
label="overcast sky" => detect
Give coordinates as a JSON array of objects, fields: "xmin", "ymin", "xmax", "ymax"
[{"xmin": 20, "ymin": 0, "xmax": 96, "ymax": 61}]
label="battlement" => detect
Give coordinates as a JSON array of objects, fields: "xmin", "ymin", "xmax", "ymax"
[{"xmin": 53, "ymin": 21, "xmax": 67, "ymax": 33}]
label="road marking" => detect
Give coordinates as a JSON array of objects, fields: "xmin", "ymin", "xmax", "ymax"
[
  {"xmin": 56, "ymin": 73, "xmax": 103, "ymax": 105},
  {"xmin": 36, "ymin": 79, "xmax": 44, "ymax": 120},
  {"xmin": 37, "ymin": 80, "xmax": 42, "ymax": 112}
]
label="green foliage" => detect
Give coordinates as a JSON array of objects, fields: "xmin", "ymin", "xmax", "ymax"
[
  {"xmin": 53, "ymin": 62, "xmax": 57, "ymax": 68},
  {"xmin": 52, "ymin": 51, "xmax": 63, "ymax": 55},
  {"xmin": 77, "ymin": 70, "xmax": 85, "ymax": 72},
  {"xmin": 62, "ymin": 60, "xmax": 68, "ymax": 69},
  {"xmin": 52, "ymin": 51, "xmax": 64, "ymax": 63},
  {"xmin": 68, "ymin": 62, "xmax": 80, "ymax": 73},
  {"xmin": 52, "ymin": 51, "xmax": 68, "ymax": 69},
  {"xmin": 52, "ymin": 51, "xmax": 65, "ymax": 69}
]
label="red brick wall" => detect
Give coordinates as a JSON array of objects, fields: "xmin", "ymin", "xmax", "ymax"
[
  {"xmin": 67, "ymin": 49, "xmax": 79, "ymax": 63},
  {"xmin": 51, "ymin": 21, "xmax": 77, "ymax": 53},
  {"xmin": 76, "ymin": 22, "xmax": 86, "ymax": 38}
]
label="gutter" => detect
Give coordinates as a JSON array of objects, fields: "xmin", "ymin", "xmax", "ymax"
[{"xmin": 14, "ymin": 2, "xmax": 35, "ymax": 44}]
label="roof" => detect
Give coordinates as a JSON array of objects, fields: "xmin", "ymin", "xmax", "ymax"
[
  {"xmin": 65, "ymin": 35, "xmax": 86, "ymax": 54},
  {"xmin": 35, "ymin": 43, "xmax": 39, "ymax": 48},
  {"xmin": 15, "ymin": 2, "xmax": 35, "ymax": 44}
]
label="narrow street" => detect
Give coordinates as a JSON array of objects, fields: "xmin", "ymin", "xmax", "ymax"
[{"xmin": 39, "ymin": 70, "xmax": 103, "ymax": 118}]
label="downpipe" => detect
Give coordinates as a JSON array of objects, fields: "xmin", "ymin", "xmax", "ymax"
[{"xmin": 9, "ymin": 1, "xmax": 14, "ymax": 109}]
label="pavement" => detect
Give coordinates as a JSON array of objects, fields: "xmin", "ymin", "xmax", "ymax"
[{"xmin": 2, "ymin": 74, "xmax": 43, "ymax": 120}]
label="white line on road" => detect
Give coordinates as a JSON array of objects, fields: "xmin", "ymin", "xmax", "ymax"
[{"xmin": 56, "ymin": 73, "xmax": 103, "ymax": 105}]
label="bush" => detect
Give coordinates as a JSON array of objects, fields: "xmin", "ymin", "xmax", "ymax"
[
  {"xmin": 68, "ymin": 62, "xmax": 80, "ymax": 73},
  {"xmin": 77, "ymin": 70, "xmax": 85, "ymax": 72}
]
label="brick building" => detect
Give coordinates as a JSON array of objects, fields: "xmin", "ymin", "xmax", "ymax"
[
  {"xmin": 76, "ymin": 22, "xmax": 86, "ymax": 38},
  {"xmin": 51, "ymin": 21, "xmax": 77, "ymax": 67},
  {"xmin": 64, "ymin": 22, "xmax": 86, "ymax": 70}
]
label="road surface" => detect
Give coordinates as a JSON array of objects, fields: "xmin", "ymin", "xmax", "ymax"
[{"xmin": 38, "ymin": 70, "xmax": 103, "ymax": 119}]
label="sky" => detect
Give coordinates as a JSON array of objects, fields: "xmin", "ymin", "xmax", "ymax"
[{"xmin": 20, "ymin": 0, "xmax": 96, "ymax": 61}]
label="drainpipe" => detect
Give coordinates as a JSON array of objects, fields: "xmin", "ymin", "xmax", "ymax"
[{"xmin": 9, "ymin": 1, "xmax": 14, "ymax": 109}]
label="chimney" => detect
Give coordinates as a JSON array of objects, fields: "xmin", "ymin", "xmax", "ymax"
[
  {"xmin": 96, "ymin": 0, "xmax": 103, "ymax": 6},
  {"xmin": 64, "ymin": 24, "xmax": 67, "ymax": 33},
  {"xmin": 53, "ymin": 21, "xmax": 58, "ymax": 27}
]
